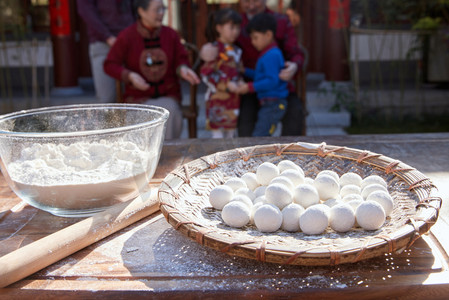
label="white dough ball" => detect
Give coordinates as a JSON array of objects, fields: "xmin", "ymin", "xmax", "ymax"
[
  {"xmin": 304, "ymin": 177, "xmax": 314, "ymax": 185},
  {"xmin": 277, "ymin": 159, "xmax": 299, "ymax": 171},
  {"xmin": 277, "ymin": 160, "xmax": 304, "ymax": 176},
  {"xmin": 317, "ymin": 170, "xmax": 339, "ymax": 182},
  {"xmin": 254, "ymin": 185, "xmax": 267, "ymax": 198},
  {"xmin": 250, "ymin": 202, "xmax": 264, "ymax": 224},
  {"xmin": 356, "ymin": 200, "xmax": 386, "ymax": 230},
  {"xmin": 324, "ymin": 197, "xmax": 343, "ymax": 208},
  {"xmin": 346, "ymin": 198, "xmax": 364, "ymax": 212},
  {"xmin": 222, "ymin": 201, "xmax": 251, "ymax": 228},
  {"xmin": 253, "ymin": 204, "xmax": 283, "ymax": 232},
  {"xmin": 346, "ymin": 198, "xmax": 363, "ymax": 227},
  {"xmin": 209, "ymin": 185, "xmax": 234, "ymax": 210},
  {"xmin": 265, "ymin": 183, "xmax": 293, "ymax": 209},
  {"xmin": 342, "ymin": 193, "xmax": 364, "ymax": 203},
  {"xmin": 367, "ymin": 190, "xmax": 394, "ymax": 216},
  {"xmin": 293, "ymin": 184, "xmax": 320, "ymax": 208},
  {"xmin": 340, "ymin": 184, "xmax": 361, "ymax": 198},
  {"xmin": 241, "ymin": 172, "xmax": 259, "ymax": 191},
  {"xmin": 329, "ymin": 203, "xmax": 355, "ymax": 232},
  {"xmin": 361, "ymin": 183, "xmax": 388, "ymax": 199},
  {"xmin": 280, "ymin": 169, "xmax": 305, "ymax": 186},
  {"xmin": 339, "ymin": 172, "xmax": 363, "ymax": 187},
  {"xmin": 270, "ymin": 176, "xmax": 295, "ymax": 192},
  {"xmin": 230, "ymin": 194, "xmax": 253, "ymax": 209},
  {"xmin": 235, "ymin": 187, "xmax": 256, "ymax": 201},
  {"xmin": 281, "ymin": 203, "xmax": 305, "ymax": 232},
  {"xmin": 256, "ymin": 162, "xmax": 280, "ymax": 185},
  {"xmin": 224, "ymin": 177, "xmax": 247, "ymax": 191},
  {"xmin": 313, "ymin": 203, "xmax": 331, "ymax": 216},
  {"xmin": 361, "ymin": 175, "xmax": 387, "ymax": 190},
  {"xmin": 313, "ymin": 174, "xmax": 340, "ymax": 200},
  {"xmin": 299, "ymin": 205, "xmax": 329, "ymax": 235},
  {"xmin": 253, "ymin": 195, "xmax": 267, "ymax": 205}
]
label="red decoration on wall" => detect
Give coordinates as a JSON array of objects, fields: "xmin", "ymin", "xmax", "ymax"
[
  {"xmin": 328, "ymin": 0, "xmax": 350, "ymax": 29},
  {"xmin": 49, "ymin": 0, "xmax": 71, "ymax": 36}
]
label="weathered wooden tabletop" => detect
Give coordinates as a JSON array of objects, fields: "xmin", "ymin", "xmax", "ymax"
[{"xmin": 1, "ymin": 133, "xmax": 449, "ymax": 299}]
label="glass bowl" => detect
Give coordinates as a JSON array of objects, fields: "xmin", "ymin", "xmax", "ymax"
[{"xmin": 0, "ymin": 104, "xmax": 168, "ymax": 217}]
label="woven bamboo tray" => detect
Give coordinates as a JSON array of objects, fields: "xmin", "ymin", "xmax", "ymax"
[{"xmin": 158, "ymin": 142, "xmax": 442, "ymax": 266}]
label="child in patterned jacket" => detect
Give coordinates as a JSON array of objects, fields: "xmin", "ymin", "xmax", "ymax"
[{"xmin": 200, "ymin": 8, "xmax": 244, "ymax": 139}]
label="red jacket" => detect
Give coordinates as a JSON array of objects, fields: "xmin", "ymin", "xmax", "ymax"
[{"xmin": 104, "ymin": 21, "xmax": 190, "ymax": 103}]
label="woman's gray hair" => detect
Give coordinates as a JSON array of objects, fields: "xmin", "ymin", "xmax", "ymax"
[{"xmin": 133, "ymin": 0, "xmax": 152, "ymax": 18}]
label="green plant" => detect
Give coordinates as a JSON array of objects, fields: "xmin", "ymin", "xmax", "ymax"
[
  {"xmin": 353, "ymin": 0, "xmax": 449, "ymax": 29},
  {"xmin": 412, "ymin": 16, "xmax": 442, "ymax": 30},
  {"xmin": 317, "ymin": 82, "xmax": 355, "ymax": 113}
]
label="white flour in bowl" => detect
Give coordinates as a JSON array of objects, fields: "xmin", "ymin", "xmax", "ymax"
[
  {"xmin": 9, "ymin": 140, "xmax": 151, "ymax": 185},
  {"xmin": 6, "ymin": 140, "xmax": 157, "ymax": 212}
]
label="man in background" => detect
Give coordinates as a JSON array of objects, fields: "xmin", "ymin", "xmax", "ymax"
[{"xmin": 77, "ymin": 0, "xmax": 135, "ymax": 103}]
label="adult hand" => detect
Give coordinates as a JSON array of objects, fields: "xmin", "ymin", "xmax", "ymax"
[
  {"xmin": 129, "ymin": 72, "xmax": 150, "ymax": 91},
  {"xmin": 279, "ymin": 61, "xmax": 298, "ymax": 81},
  {"xmin": 106, "ymin": 36, "xmax": 117, "ymax": 47},
  {"xmin": 227, "ymin": 81, "xmax": 238, "ymax": 93},
  {"xmin": 199, "ymin": 43, "xmax": 219, "ymax": 62},
  {"xmin": 228, "ymin": 81, "xmax": 249, "ymax": 94},
  {"xmin": 236, "ymin": 82, "xmax": 249, "ymax": 94},
  {"xmin": 180, "ymin": 66, "xmax": 201, "ymax": 85}
]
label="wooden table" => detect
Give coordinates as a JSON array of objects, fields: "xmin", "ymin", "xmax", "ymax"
[{"xmin": 1, "ymin": 133, "xmax": 449, "ymax": 299}]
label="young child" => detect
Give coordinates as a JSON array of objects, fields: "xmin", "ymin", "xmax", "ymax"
[
  {"xmin": 229, "ymin": 13, "xmax": 289, "ymax": 137},
  {"xmin": 200, "ymin": 8, "xmax": 243, "ymax": 139}
]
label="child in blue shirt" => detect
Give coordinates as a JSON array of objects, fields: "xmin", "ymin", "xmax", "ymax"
[{"xmin": 228, "ymin": 13, "xmax": 288, "ymax": 136}]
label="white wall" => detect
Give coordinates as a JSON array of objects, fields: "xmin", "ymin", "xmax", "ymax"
[
  {"xmin": 350, "ymin": 30, "xmax": 421, "ymax": 62},
  {"xmin": 0, "ymin": 40, "xmax": 53, "ymax": 67}
]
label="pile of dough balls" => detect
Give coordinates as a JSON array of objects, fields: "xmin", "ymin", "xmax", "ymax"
[{"xmin": 208, "ymin": 160, "xmax": 394, "ymax": 235}]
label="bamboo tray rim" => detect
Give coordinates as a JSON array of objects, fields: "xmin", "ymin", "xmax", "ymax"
[{"xmin": 158, "ymin": 142, "xmax": 442, "ymax": 266}]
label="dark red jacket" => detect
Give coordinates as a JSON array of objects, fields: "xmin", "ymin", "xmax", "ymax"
[
  {"xmin": 77, "ymin": 0, "xmax": 134, "ymax": 43},
  {"xmin": 104, "ymin": 21, "xmax": 190, "ymax": 103}
]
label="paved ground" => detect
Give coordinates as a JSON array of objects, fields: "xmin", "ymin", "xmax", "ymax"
[
  {"xmin": 3, "ymin": 76, "xmax": 448, "ymax": 139},
  {"xmin": 3, "ymin": 79, "xmax": 342, "ymax": 139}
]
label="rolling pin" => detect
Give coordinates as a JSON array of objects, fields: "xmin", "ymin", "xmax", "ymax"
[{"xmin": 0, "ymin": 188, "xmax": 160, "ymax": 288}]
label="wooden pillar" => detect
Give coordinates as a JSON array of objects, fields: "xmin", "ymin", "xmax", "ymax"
[
  {"xmin": 77, "ymin": 14, "xmax": 91, "ymax": 78},
  {"xmin": 300, "ymin": 0, "xmax": 350, "ymax": 81},
  {"xmin": 180, "ymin": 0, "xmax": 195, "ymax": 44},
  {"xmin": 196, "ymin": 0, "xmax": 209, "ymax": 48},
  {"xmin": 49, "ymin": 0, "xmax": 82, "ymax": 95},
  {"xmin": 324, "ymin": 0, "xmax": 350, "ymax": 81},
  {"xmin": 300, "ymin": 0, "xmax": 327, "ymax": 74}
]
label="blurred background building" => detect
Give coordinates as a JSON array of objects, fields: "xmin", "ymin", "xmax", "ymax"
[{"xmin": 1, "ymin": 0, "xmax": 448, "ymax": 135}]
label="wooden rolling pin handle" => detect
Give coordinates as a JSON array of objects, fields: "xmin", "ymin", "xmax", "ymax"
[{"xmin": 0, "ymin": 190, "xmax": 160, "ymax": 288}]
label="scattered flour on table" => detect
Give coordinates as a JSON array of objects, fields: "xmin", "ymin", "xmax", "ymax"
[{"xmin": 8, "ymin": 140, "xmax": 152, "ymax": 185}]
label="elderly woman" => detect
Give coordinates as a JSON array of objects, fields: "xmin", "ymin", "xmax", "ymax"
[{"xmin": 104, "ymin": 0, "xmax": 200, "ymax": 139}]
